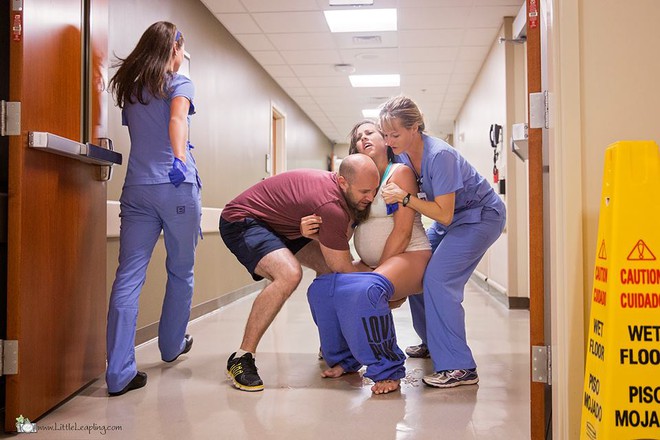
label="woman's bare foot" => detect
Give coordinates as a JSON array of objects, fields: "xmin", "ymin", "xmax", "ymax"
[
  {"xmin": 321, "ymin": 365, "xmax": 345, "ymax": 378},
  {"xmin": 371, "ymin": 379, "xmax": 400, "ymax": 394}
]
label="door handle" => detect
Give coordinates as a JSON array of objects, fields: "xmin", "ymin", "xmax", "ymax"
[
  {"xmin": 28, "ymin": 131, "xmax": 122, "ymax": 166},
  {"xmin": 97, "ymin": 137, "xmax": 114, "ymax": 182}
]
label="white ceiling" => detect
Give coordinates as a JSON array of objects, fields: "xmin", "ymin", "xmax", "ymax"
[{"xmin": 200, "ymin": 0, "xmax": 523, "ymax": 144}]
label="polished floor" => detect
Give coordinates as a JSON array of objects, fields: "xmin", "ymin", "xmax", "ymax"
[{"xmin": 14, "ymin": 271, "xmax": 530, "ymax": 439}]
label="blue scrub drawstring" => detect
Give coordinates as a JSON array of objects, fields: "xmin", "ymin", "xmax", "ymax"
[{"xmin": 186, "ymin": 141, "xmax": 203, "ymax": 240}]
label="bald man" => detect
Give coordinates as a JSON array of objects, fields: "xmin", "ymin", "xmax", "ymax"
[{"xmin": 220, "ymin": 154, "xmax": 380, "ymax": 391}]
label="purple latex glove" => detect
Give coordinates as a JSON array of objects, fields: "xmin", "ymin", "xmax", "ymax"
[{"xmin": 168, "ymin": 157, "xmax": 187, "ymax": 187}]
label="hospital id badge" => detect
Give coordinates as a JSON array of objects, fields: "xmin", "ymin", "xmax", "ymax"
[{"xmin": 417, "ymin": 192, "xmax": 427, "ymax": 201}]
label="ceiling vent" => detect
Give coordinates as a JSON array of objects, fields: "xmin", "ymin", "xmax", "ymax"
[
  {"xmin": 334, "ymin": 63, "xmax": 356, "ymax": 74},
  {"xmin": 352, "ymin": 35, "xmax": 382, "ymax": 45}
]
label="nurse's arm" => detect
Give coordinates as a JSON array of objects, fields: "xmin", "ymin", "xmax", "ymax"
[
  {"xmin": 378, "ymin": 166, "xmax": 417, "ymax": 264},
  {"xmin": 406, "ymin": 192, "xmax": 455, "ymax": 226},
  {"xmin": 169, "ymin": 96, "xmax": 190, "ymax": 162},
  {"xmin": 382, "ymin": 182, "xmax": 455, "ymax": 226}
]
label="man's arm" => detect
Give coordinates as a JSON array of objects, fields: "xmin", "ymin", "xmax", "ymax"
[{"xmin": 319, "ymin": 244, "xmax": 359, "ymax": 273}]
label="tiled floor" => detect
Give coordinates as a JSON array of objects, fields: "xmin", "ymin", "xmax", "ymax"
[{"xmin": 12, "ymin": 271, "xmax": 530, "ymax": 439}]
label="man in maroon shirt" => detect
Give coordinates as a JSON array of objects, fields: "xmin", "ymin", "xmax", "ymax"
[{"xmin": 220, "ymin": 153, "xmax": 379, "ymax": 391}]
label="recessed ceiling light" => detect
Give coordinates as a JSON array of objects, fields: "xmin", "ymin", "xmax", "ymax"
[
  {"xmin": 324, "ymin": 9, "xmax": 397, "ymax": 33},
  {"xmin": 329, "ymin": 0, "xmax": 374, "ymax": 5},
  {"xmin": 349, "ymin": 74, "xmax": 400, "ymax": 87},
  {"xmin": 361, "ymin": 108, "xmax": 380, "ymax": 118}
]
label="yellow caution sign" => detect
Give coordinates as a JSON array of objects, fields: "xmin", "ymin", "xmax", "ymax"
[{"xmin": 580, "ymin": 141, "xmax": 660, "ymax": 439}]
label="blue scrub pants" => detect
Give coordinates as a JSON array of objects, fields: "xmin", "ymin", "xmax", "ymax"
[
  {"xmin": 307, "ymin": 272, "xmax": 406, "ymax": 382},
  {"xmin": 410, "ymin": 207, "xmax": 506, "ymax": 372},
  {"xmin": 106, "ymin": 183, "xmax": 201, "ymax": 393}
]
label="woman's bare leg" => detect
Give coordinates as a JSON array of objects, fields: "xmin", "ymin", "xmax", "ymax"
[{"xmin": 374, "ymin": 250, "xmax": 431, "ymax": 302}]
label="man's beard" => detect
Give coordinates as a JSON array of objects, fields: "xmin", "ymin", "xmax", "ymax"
[{"xmin": 350, "ymin": 203, "xmax": 371, "ymax": 225}]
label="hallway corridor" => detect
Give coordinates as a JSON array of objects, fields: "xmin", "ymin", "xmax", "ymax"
[{"xmin": 14, "ymin": 271, "xmax": 530, "ymax": 439}]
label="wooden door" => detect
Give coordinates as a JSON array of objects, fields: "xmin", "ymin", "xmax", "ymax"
[
  {"xmin": 4, "ymin": 0, "xmax": 108, "ymax": 431},
  {"xmin": 526, "ymin": 0, "xmax": 551, "ymax": 438}
]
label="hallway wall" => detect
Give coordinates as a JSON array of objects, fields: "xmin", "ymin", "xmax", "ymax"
[
  {"xmin": 105, "ymin": 0, "xmax": 332, "ymax": 333},
  {"xmin": 454, "ymin": 21, "xmax": 528, "ymax": 305},
  {"xmin": 551, "ymin": 0, "xmax": 660, "ymax": 437},
  {"xmin": 578, "ymin": 0, "xmax": 660, "ymax": 316}
]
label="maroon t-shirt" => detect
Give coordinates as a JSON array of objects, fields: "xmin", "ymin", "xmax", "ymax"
[{"xmin": 221, "ymin": 169, "xmax": 352, "ymax": 251}]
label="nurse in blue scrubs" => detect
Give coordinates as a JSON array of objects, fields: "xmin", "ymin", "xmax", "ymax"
[
  {"xmin": 379, "ymin": 96, "xmax": 506, "ymax": 389},
  {"xmin": 105, "ymin": 21, "xmax": 201, "ymax": 396}
]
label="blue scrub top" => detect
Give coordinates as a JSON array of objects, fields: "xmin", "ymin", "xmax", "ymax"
[
  {"xmin": 397, "ymin": 133, "xmax": 504, "ymax": 233},
  {"xmin": 122, "ymin": 73, "xmax": 198, "ymax": 187}
]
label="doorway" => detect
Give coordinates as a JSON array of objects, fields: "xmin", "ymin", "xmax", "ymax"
[{"xmin": 270, "ymin": 104, "xmax": 286, "ymax": 176}]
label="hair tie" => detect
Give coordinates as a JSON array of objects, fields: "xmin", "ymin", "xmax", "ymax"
[{"xmin": 175, "ymin": 30, "xmax": 182, "ymax": 42}]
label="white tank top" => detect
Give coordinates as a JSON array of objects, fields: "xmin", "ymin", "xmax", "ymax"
[{"xmin": 354, "ymin": 163, "xmax": 431, "ymax": 268}]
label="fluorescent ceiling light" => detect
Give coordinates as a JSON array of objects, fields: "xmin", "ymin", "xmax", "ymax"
[
  {"xmin": 349, "ymin": 74, "xmax": 400, "ymax": 87},
  {"xmin": 329, "ymin": 0, "xmax": 374, "ymax": 5},
  {"xmin": 361, "ymin": 108, "xmax": 380, "ymax": 118},
  {"xmin": 324, "ymin": 9, "xmax": 397, "ymax": 33}
]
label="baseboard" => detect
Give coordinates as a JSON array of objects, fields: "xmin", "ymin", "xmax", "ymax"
[
  {"xmin": 135, "ymin": 279, "xmax": 267, "ymax": 345},
  {"xmin": 470, "ymin": 272, "xmax": 529, "ymax": 310}
]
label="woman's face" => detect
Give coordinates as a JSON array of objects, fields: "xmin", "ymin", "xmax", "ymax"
[
  {"xmin": 353, "ymin": 123, "xmax": 387, "ymax": 161},
  {"xmin": 382, "ymin": 118, "xmax": 417, "ymax": 155},
  {"xmin": 172, "ymin": 43, "xmax": 185, "ymax": 72}
]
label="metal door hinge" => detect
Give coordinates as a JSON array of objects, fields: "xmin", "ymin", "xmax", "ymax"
[
  {"xmin": 1, "ymin": 101, "xmax": 21, "ymax": 136},
  {"xmin": 532, "ymin": 345, "xmax": 551, "ymax": 384},
  {"xmin": 1, "ymin": 340, "xmax": 19, "ymax": 376},
  {"xmin": 529, "ymin": 91, "xmax": 550, "ymax": 129}
]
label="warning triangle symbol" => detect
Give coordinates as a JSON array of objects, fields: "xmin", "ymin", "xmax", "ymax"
[
  {"xmin": 597, "ymin": 240, "xmax": 607, "ymax": 260},
  {"xmin": 626, "ymin": 240, "xmax": 657, "ymax": 261}
]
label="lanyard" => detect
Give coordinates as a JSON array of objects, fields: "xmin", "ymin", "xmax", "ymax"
[
  {"xmin": 402, "ymin": 153, "xmax": 422, "ymax": 187},
  {"xmin": 380, "ymin": 161, "xmax": 393, "ymax": 187}
]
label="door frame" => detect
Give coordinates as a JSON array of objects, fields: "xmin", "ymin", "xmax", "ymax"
[
  {"xmin": 544, "ymin": 0, "xmax": 587, "ymax": 437},
  {"xmin": 270, "ymin": 103, "xmax": 286, "ymax": 176},
  {"xmin": 525, "ymin": 0, "xmax": 551, "ymax": 438}
]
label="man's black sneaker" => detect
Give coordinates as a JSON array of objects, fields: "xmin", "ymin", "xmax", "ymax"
[{"xmin": 227, "ymin": 352, "xmax": 264, "ymax": 392}]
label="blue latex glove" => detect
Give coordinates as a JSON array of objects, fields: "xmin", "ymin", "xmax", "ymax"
[
  {"xmin": 386, "ymin": 203, "xmax": 399, "ymax": 215},
  {"xmin": 168, "ymin": 157, "xmax": 187, "ymax": 187}
]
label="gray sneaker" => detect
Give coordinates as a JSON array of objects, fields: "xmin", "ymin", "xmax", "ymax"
[
  {"xmin": 405, "ymin": 343, "xmax": 430, "ymax": 358},
  {"xmin": 423, "ymin": 369, "xmax": 479, "ymax": 388}
]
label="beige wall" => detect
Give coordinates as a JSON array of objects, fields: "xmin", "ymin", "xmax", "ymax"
[
  {"xmin": 454, "ymin": 21, "xmax": 528, "ymax": 301},
  {"xmin": 578, "ymin": 0, "xmax": 660, "ymax": 311},
  {"xmin": 106, "ymin": 0, "xmax": 332, "ymax": 330},
  {"xmin": 506, "ymin": 18, "xmax": 531, "ymax": 303},
  {"xmin": 551, "ymin": 0, "xmax": 660, "ymax": 437}
]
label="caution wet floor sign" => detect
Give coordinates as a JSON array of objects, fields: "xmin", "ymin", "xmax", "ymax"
[{"xmin": 580, "ymin": 141, "xmax": 660, "ymax": 439}]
